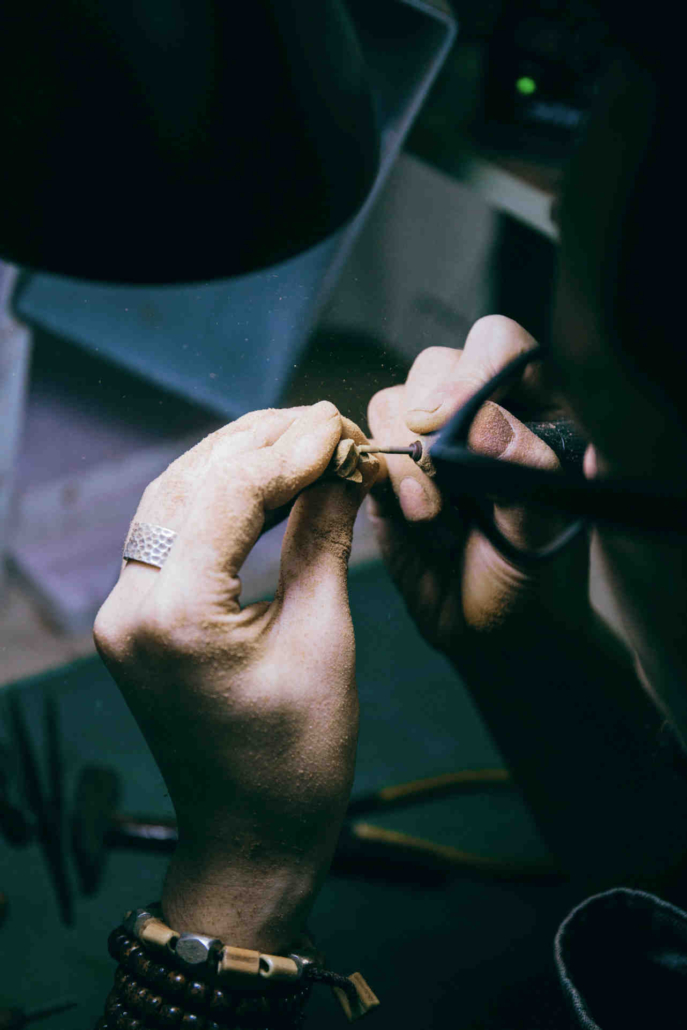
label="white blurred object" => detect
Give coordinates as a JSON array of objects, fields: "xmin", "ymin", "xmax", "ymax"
[
  {"xmin": 320, "ymin": 153, "xmax": 498, "ymax": 363},
  {"xmin": 0, "ymin": 262, "xmax": 31, "ymax": 594}
]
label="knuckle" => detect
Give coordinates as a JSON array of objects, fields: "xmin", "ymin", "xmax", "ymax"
[
  {"xmin": 133, "ymin": 594, "xmax": 203, "ymax": 661},
  {"xmin": 411, "ymin": 345, "xmax": 456, "ymax": 373},
  {"xmin": 93, "ymin": 599, "xmax": 133, "ymax": 664}
]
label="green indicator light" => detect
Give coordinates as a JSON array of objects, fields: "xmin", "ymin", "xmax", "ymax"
[{"xmin": 516, "ymin": 76, "xmax": 537, "ymax": 96}]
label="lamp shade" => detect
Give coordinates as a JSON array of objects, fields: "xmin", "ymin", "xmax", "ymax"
[{"xmin": 0, "ymin": 1, "xmax": 379, "ymax": 284}]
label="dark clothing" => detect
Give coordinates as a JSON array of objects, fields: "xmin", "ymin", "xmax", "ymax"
[{"xmin": 556, "ymin": 888, "xmax": 687, "ymax": 1029}]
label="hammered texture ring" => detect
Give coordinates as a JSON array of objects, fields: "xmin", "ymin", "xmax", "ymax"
[{"xmin": 123, "ymin": 521, "xmax": 177, "ymax": 569}]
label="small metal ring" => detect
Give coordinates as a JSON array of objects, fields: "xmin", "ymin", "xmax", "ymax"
[{"xmin": 123, "ymin": 521, "xmax": 177, "ymax": 569}]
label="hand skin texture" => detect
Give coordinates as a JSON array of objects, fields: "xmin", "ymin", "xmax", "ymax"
[
  {"xmin": 94, "ymin": 401, "xmax": 379, "ymax": 951},
  {"xmin": 367, "ymin": 316, "xmax": 687, "ymax": 891}
]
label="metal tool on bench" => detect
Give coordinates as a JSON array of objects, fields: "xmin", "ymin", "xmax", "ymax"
[
  {"xmin": 0, "ymin": 754, "xmax": 32, "ymax": 848},
  {"xmin": 0, "ymin": 1000, "xmax": 76, "ymax": 1029},
  {"xmin": 6, "ymin": 694, "xmax": 73, "ymax": 926}
]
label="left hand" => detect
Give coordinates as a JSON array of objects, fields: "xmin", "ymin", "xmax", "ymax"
[{"xmin": 94, "ymin": 401, "xmax": 379, "ymax": 950}]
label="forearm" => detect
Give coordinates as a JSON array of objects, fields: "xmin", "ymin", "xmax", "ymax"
[{"xmin": 453, "ymin": 609, "xmax": 687, "ymax": 889}]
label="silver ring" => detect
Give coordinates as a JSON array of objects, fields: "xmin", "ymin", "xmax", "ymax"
[{"xmin": 123, "ymin": 521, "xmax": 177, "ymax": 569}]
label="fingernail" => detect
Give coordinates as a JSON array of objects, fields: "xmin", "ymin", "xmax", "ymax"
[
  {"xmin": 469, "ymin": 404, "xmax": 514, "ymax": 459},
  {"xmin": 584, "ymin": 444, "xmax": 597, "ymax": 479},
  {"xmin": 399, "ymin": 476, "xmax": 432, "ymax": 520}
]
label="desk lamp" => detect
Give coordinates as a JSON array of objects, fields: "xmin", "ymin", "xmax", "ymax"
[{"xmin": 0, "ymin": 0, "xmax": 378, "ymax": 285}]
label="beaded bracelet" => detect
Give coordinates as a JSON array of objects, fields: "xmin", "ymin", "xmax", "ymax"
[{"xmin": 95, "ymin": 905, "xmax": 379, "ymax": 1029}]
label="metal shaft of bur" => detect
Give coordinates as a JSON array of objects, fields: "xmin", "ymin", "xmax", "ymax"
[{"xmin": 358, "ymin": 441, "xmax": 423, "ymax": 462}]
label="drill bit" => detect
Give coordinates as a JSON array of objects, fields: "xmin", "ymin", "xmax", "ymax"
[{"xmin": 358, "ymin": 442, "xmax": 423, "ymax": 461}]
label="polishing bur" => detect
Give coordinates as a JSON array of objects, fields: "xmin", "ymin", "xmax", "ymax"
[{"xmin": 358, "ymin": 441, "xmax": 423, "ymax": 462}]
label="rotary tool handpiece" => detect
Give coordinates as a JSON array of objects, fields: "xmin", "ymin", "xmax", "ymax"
[{"xmin": 360, "ymin": 417, "xmax": 587, "ymax": 475}]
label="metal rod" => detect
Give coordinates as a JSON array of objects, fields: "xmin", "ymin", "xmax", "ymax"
[
  {"xmin": 8, "ymin": 695, "xmax": 73, "ymax": 927},
  {"xmin": 358, "ymin": 442, "xmax": 423, "ymax": 461}
]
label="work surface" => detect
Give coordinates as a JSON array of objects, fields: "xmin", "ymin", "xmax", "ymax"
[{"xmin": 0, "ymin": 562, "xmax": 580, "ymax": 1028}]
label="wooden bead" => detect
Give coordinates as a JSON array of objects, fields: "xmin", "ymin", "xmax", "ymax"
[
  {"xmin": 123, "ymin": 981, "xmax": 149, "ymax": 1014},
  {"xmin": 108, "ymin": 928, "xmax": 130, "ymax": 961},
  {"xmin": 131, "ymin": 949, "xmax": 156, "ymax": 983},
  {"xmin": 184, "ymin": 981, "xmax": 208, "ymax": 1008},
  {"xmin": 105, "ymin": 997, "xmax": 125, "ymax": 1021},
  {"xmin": 207, "ymin": 988, "xmax": 234, "ymax": 1018},
  {"xmin": 180, "ymin": 1014, "xmax": 206, "ymax": 1028},
  {"xmin": 143, "ymin": 993, "xmax": 163, "ymax": 1019},
  {"xmin": 162, "ymin": 969, "xmax": 188, "ymax": 1000},
  {"xmin": 115, "ymin": 1012, "xmax": 142, "ymax": 1030},
  {"xmin": 158, "ymin": 1003, "xmax": 184, "ymax": 1027},
  {"xmin": 105, "ymin": 993, "xmax": 125, "ymax": 1019},
  {"xmin": 217, "ymin": 945, "xmax": 260, "ymax": 979},
  {"xmin": 139, "ymin": 917, "xmax": 180, "ymax": 951},
  {"xmin": 120, "ymin": 940, "xmax": 144, "ymax": 969},
  {"xmin": 148, "ymin": 960, "xmax": 174, "ymax": 991},
  {"xmin": 114, "ymin": 967, "xmax": 132, "ymax": 989},
  {"xmin": 259, "ymin": 954, "xmax": 300, "ymax": 981}
]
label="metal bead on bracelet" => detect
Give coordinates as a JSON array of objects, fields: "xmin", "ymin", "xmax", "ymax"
[{"xmin": 99, "ymin": 905, "xmax": 379, "ymax": 1027}]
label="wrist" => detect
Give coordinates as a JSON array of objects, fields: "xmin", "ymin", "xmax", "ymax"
[{"xmin": 162, "ymin": 845, "xmax": 322, "ymax": 953}]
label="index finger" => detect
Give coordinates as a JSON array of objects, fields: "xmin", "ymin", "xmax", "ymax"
[
  {"xmin": 155, "ymin": 401, "xmax": 342, "ymax": 611},
  {"xmin": 405, "ymin": 316, "xmax": 537, "ymax": 434}
]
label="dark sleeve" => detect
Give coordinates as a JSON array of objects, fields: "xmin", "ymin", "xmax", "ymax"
[{"xmin": 555, "ymin": 887, "xmax": 687, "ymax": 1029}]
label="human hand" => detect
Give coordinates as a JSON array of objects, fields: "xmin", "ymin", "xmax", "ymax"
[
  {"xmin": 94, "ymin": 402, "xmax": 379, "ymax": 950},
  {"xmin": 367, "ymin": 315, "xmax": 591, "ymax": 661}
]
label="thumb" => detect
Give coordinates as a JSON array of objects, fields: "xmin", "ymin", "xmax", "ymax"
[
  {"xmin": 405, "ymin": 317, "xmax": 537, "ymax": 435},
  {"xmin": 277, "ymin": 444, "xmax": 379, "ymax": 620},
  {"xmin": 469, "ymin": 401, "xmax": 569, "ymax": 552}
]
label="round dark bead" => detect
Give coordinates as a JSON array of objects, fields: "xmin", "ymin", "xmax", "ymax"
[
  {"xmin": 162, "ymin": 970, "xmax": 188, "ymax": 1000},
  {"xmin": 114, "ymin": 967, "xmax": 132, "ymax": 990},
  {"xmin": 120, "ymin": 940, "xmax": 144, "ymax": 969},
  {"xmin": 207, "ymin": 988, "xmax": 234, "ymax": 1017},
  {"xmin": 235, "ymin": 994, "xmax": 271, "ymax": 1021},
  {"xmin": 131, "ymin": 949, "xmax": 156, "ymax": 983},
  {"xmin": 180, "ymin": 1014, "xmax": 206, "ymax": 1028},
  {"xmin": 123, "ymin": 980, "xmax": 149, "ymax": 1014},
  {"xmin": 143, "ymin": 992, "xmax": 163, "ymax": 1019},
  {"xmin": 108, "ymin": 927, "xmax": 130, "ymax": 962},
  {"xmin": 204, "ymin": 1023, "xmax": 222, "ymax": 1030},
  {"xmin": 184, "ymin": 980, "xmax": 208, "ymax": 1009},
  {"xmin": 148, "ymin": 959, "xmax": 174, "ymax": 991},
  {"xmin": 94, "ymin": 1019, "xmax": 111, "ymax": 1030},
  {"xmin": 158, "ymin": 1003, "xmax": 184, "ymax": 1027},
  {"xmin": 115, "ymin": 1011, "xmax": 142, "ymax": 1030},
  {"xmin": 105, "ymin": 991, "xmax": 125, "ymax": 1019}
]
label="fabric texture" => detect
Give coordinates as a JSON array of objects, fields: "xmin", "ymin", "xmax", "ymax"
[{"xmin": 555, "ymin": 887, "xmax": 687, "ymax": 1029}]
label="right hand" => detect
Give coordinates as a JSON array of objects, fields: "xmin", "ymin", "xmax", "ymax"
[{"xmin": 367, "ymin": 315, "xmax": 592, "ymax": 661}]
